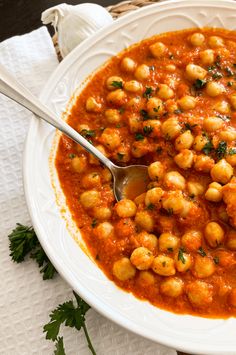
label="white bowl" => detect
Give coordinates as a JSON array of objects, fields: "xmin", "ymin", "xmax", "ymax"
[{"xmin": 24, "ymin": 0, "xmax": 236, "ymax": 353}]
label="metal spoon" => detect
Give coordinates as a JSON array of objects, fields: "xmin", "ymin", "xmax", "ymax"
[{"xmin": 0, "ymin": 64, "xmax": 149, "ymax": 201}]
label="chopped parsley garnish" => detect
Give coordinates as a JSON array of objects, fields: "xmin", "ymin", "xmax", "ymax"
[
  {"xmin": 143, "ymin": 125, "xmax": 153, "ymax": 135},
  {"xmin": 202, "ymin": 140, "xmax": 214, "ymax": 155},
  {"xmin": 162, "ymin": 261, "xmax": 166, "ymax": 267},
  {"xmin": 193, "ymin": 79, "xmax": 207, "ymax": 89},
  {"xmin": 225, "ymin": 67, "xmax": 234, "ymax": 77},
  {"xmin": 111, "ymin": 80, "xmax": 123, "ymax": 89},
  {"xmin": 216, "ymin": 114, "xmax": 231, "ymax": 122},
  {"xmin": 213, "ymin": 256, "xmax": 220, "ymax": 265},
  {"xmin": 135, "ymin": 133, "xmax": 144, "ymax": 141},
  {"xmin": 183, "ymin": 122, "xmax": 198, "ymax": 132},
  {"xmin": 167, "ymin": 247, "xmax": 173, "ymax": 252},
  {"xmin": 117, "ymin": 152, "xmax": 125, "ymax": 160},
  {"xmin": 147, "ymin": 203, "xmax": 154, "ymax": 210},
  {"xmin": 229, "ymin": 148, "xmax": 236, "ymax": 155},
  {"xmin": 212, "ymin": 72, "xmax": 223, "ymax": 80},
  {"xmin": 149, "ymin": 65, "xmax": 155, "ymax": 71},
  {"xmin": 80, "ymin": 129, "xmax": 96, "ymax": 138},
  {"xmin": 178, "ymin": 248, "xmax": 186, "ymax": 264},
  {"xmin": 140, "ymin": 109, "xmax": 150, "ymax": 120},
  {"xmin": 156, "ymin": 146, "xmax": 163, "ymax": 154},
  {"xmin": 69, "ymin": 153, "xmax": 76, "ymax": 159},
  {"xmin": 215, "ymin": 141, "xmax": 227, "ymax": 160},
  {"xmin": 198, "ymin": 247, "xmax": 206, "ymax": 257},
  {"xmin": 119, "ymin": 107, "xmax": 125, "ymax": 114},
  {"xmin": 91, "ymin": 219, "xmax": 97, "ymax": 228},
  {"xmin": 215, "ymin": 55, "xmax": 221, "ymax": 68},
  {"xmin": 153, "ymin": 106, "xmax": 160, "ymax": 112},
  {"xmin": 143, "ymin": 87, "xmax": 153, "ymax": 99},
  {"xmin": 167, "ymin": 208, "xmax": 173, "ymax": 216},
  {"xmin": 207, "ymin": 65, "xmax": 216, "ymax": 72},
  {"xmin": 116, "ymin": 123, "xmax": 121, "ymax": 128},
  {"xmin": 227, "ymin": 81, "xmax": 234, "ymax": 87}
]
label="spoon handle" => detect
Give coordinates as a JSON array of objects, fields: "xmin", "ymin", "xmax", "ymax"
[{"xmin": 0, "ymin": 63, "xmax": 115, "ymax": 172}]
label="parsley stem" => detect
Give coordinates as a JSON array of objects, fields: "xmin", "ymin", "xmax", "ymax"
[{"xmin": 82, "ymin": 323, "xmax": 97, "ymax": 355}]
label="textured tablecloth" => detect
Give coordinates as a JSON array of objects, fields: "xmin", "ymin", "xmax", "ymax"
[{"xmin": 0, "ymin": 26, "xmax": 177, "ymax": 355}]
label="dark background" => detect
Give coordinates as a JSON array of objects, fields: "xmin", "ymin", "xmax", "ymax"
[{"xmin": 0, "ymin": 1, "xmax": 187, "ymax": 354}]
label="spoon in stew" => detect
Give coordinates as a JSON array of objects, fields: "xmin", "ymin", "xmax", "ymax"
[{"xmin": 0, "ymin": 64, "xmax": 149, "ymax": 201}]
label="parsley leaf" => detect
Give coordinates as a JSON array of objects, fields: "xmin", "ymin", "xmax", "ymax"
[
  {"xmin": 183, "ymin": 122, "xmax": 198, "ymax": 132},
  {"xmin": 111, "ymin": 81, "xmax": 123, "ymax": 89},
  {"xmin": 178, "ymin": 248, "xmax": 186, "ymax": 264},
  {"xmin": 43, "ymin": 292, "xmax": 96, "ymax": 355},
  {"xmin": 80, "ymin": 129, "xmax": 96, "ymax": 138},
  {"xmin": 229, "ymin": 148, "xmax": 236, "ymax": 155},
  {"xmin": 69, "ymin": 153, "xmax": 76, "ymax": 159},
  {"xmin": 143, "ymin": 87, "xmax": 153, "ymax": 99},
  {"xmin": 193, "ymin": 79, "xmax": 207, "ymax": 89},
  {"xmin": 8, "ymin": 223, "xmax": 38, "ymax": 263},
  {"xmin": 54, "ymin": 337, "xmax": 66, "ymax": 355},
  {"xmin": 143, "ymin": 126, "xmax": 153, "ymax": 135},
  {"xmin": 225, "ymin": 67, "xmax": 234, "ymax": 77},
  {"xmin": 215, "ymin": 141, "xmax": 227, "ymax": 160},
  {"xmin": 212, "ymin": 72, "xmax": 223, "ymax": 80},
  {"xmin": 202, "ymin": 141, "xmax": 214, "ymax": 155},
  {"xmin": 140, "ymin": 109, "xmax": 150, "ymax": 120},
  {"xmin": 91, "ymin": 219, "xmax": 97, "ymax": 228},
  {"xmin": 213, "ymin": 256, "xmax": 220, "ymax": 265},
  {"xmin": 198, "ymin": 247, "xmax": 206, "ymax": 257},
  {"xmin": 147, "ymin": 203, "xmax": 154, "ymax": 210},
  {"xmin": 135, "ymin": 133, "xmax": 144, "ymax": 141},
  {"xmin": 31, "ymin": 248, "xmax": 57, "ymax": 280}
]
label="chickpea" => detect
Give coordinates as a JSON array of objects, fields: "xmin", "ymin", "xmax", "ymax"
[
  {"xmin": 165, "ymin": 99, "xmax": 178, "ymax": 113},
  {"xmin": 82, "ymin": 172, "xmax": 101, "ymax": 188},
  {"xmin": 166, "ymin": 64, "xmax": 176, "ymax": 72},
  {"xmin": 194, "ymin": 155, "xmax": 215, "ymax": 173},
  {"xmin": 107, "ymin": 89, "xmax": 127, "ymax": 106},
  {"xmin": 121, "ymin": 57, "xmax": 136, "ymax": 72},
  {"xmin": 206, "ymin": 82, "xmax": 225, "ymax": 97},
  {"xmin": 106, "ymin": 76, "xmax": 124, "ymax": 90},
  {"xmin": 162, "ymin": 191, "xmax": 185, "ymax": 215},
  {"xmin": 157, "ymin": 84, "xmax": 174, "ymax": 100},
  {"xmin": 101, "ymin": 168, "xmax": 112, "ymax": 182},
  {"xmin": 93, "ymin": 207, "xmax": 112, "ymax": 220},
  {"xmin": 152, "ymin": 255, "xmax": 176, "ymax": 276},
  {"xmin": 210, "ymin": 159, "xmax": 233, "ymax": 184},
  {"xmin": 124, "ymin": 80, "xmax": 142, "ymax": 93},
  {"xmin": 126, "ymin": 96, "xmax": 142, "ymax": 111},
  {"xmin": 203, "ymin": 116, "xmax": 224, "ymax": 132},
  {"xmin": 80, "ymin": 190, "xmax": 101, "ymax": 209},
  {"xmin": 100, "ymin": 128, "xmax": 121, "ymax": 150},
  {"xmin": 146, "ymin": 97, "xmax": 164, "ymax": 117},
  {"xmin": 179, "ymin": 200, "xmax": 194, "ymax": 218},
  {"xmin": 190, "ymin": 32, "xmax": 205, "ymax": 46},
  {"xmin": 94, "ymin": 221, "xmax": 114, "ymax": 239},
  {"xmin": 131, "ymin": 138, "xmax": 149, "ymax": 158},
  {"xmin": 71, "ymin": 155, "xmax": 87, "ymax": 173},
  {"xmin": 200, "ymin": 49, "xmax": 214, "ymax": 65},
  {"xmin": 159, "ymin": 233, "xmax": 179, "ymax": 252},
  {"xmin": 161, "ymin": 117, "xmax": 182, "ymax": 140},
  {"xmin": 135, "ymin": 210, "xmax": 154, "ymax": 232},
  {"xmin": 134, "ymin": 64, "xmax": 150, "ymax": 81},
  {"xmin": 178, "ymin": 96, "xmax": 196, "ymax": 111},
  {"xmin": 115, "ymin": 199, "xmax": 137, "ymax": 218},
  {"xmin": 130, "ymin": 247, "xmax": 154, "ymax": 270},
  {"xmin": 193, "ymin": 134, "xmax": 209, "ymax": 151},
  {"xmin": 174, "ymin": 149, "xmax": 194, "ymax": 169},
  {"xmin": 86, "ymin": 97, "xmax": 102, "ymax": 112},
  {"xmin": 145, "ymin": 187, "xmax": 164, "ymax": 206},
  {"xmin": 193, "ymin": 255, "xmax": 215, "ymax": 278},
  {"xmin": 186, "ymin": 64, "xmax": 207, "ymax": 81},
  {"xmin": 220, "ymin": 128, "xmax": 236, "ymax": 142},
  {"xmin": 149, "ymin": 41, "xmax": 167, "ymax": 57},
  {"xmin": 187, "ymin": 181, "xmax": 205, "ymax": 196},
  {"xmin": 138, "ymin": 271, "xmax": 155, "ymax": 286},
  {"xmin": 226, "ymin": 230, "xmax": 236, "ymax": 251},
  {"xmin": 230, "ymin": 93, "xmax": 236, "ymax": 110},
  {"xmin": 136, "ymin": 231, "xmax": 158, "ymax": 252},
  {"xmin": 113, "ymin": 257, "xmax": 136, "ymax": 281},
  {"xmin": 175, "ymin": 130, "xmax": 194, "ymax": 151},
  {"xmin": 105, "ymin": 109, "xmax": 121, "ymax": 124},
  {"xmin": 186, "ymin": 280, "xmax": 213, "ymax": 307},
  {"xmin": 208, "ymin": 36, "xmax": 224, "ymax": 48},
  {"xmin": 134, "ymin": 192, "xmax": 146, "ymax": 205},
  {"xmin": 229, "ymin": 288, "xmax": 236, "ymax": 307},
  {"xmin": 175, "ymin": 251, "xmax": 192, "ymax": 272},
  {"xmin": 181, "ymin": 230, "xmax": 202, "ymax": 252},
  {"xmin": 214, "ymin": 100, "xmax": 230, "ymax": 115},
  {"xmin": 204, "ymin": 221, "xmax": 224, "ymax": 248},
  {"xmin": 128, "ymin": 113, "xmax": 142, "ymax": 133},
  {"xmin": 205, "ymin": 182, "xmax": 223, "ymax": 202},
  {"xmin": 142, "ymin": 119, "xmax": 161, "ymax": 135},
  {"xmin": 160, "ymin": 277, "xmax": 184, "ymax": 297},
  {"xmin": 163, "ymin": 171, "xmax": 186, "ymax": 190},
  {"xmin": 148, "ymin": 161, "xmax": 165, "ymax": 181},
  {"xmin": 226, "ymin": 153, "xmax": 236, "ymax": 166}
]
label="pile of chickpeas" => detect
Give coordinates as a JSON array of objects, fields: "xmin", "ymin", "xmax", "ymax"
[{"xmin": 70, "ymin": 31, "xmax": 236, "ymax": 313}]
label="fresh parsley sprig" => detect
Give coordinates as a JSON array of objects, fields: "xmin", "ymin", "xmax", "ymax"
[
  {"xmin": 44, "ymin": 291, "xmax": 96, "ymax": 355},
  {"xmin": 8, "ymin": 223, "xmax": 57, "ymax": 280}
]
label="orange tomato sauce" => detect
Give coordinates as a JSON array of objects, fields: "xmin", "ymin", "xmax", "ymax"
[{"xmin": 55, "ymin": 28, "xmax": 236, "ymax": 318}]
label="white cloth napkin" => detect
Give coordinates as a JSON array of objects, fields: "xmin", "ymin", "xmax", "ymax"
[{"xmin": 0, "ymin": 27, "xmax": 177, "ymax": 355}]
